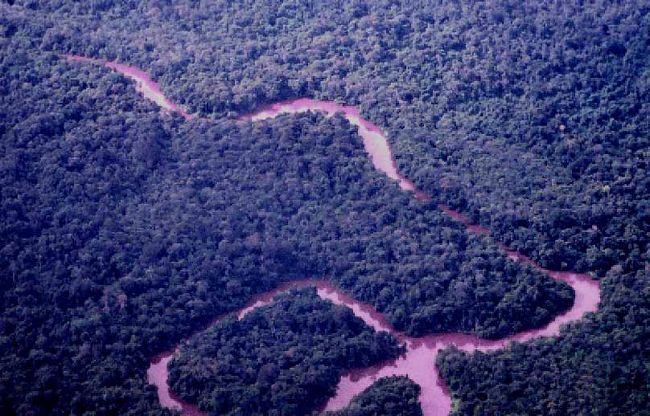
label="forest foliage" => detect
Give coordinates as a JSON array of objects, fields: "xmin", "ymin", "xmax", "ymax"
[
  {"xmin": 169, "ymin": 288, "xmax": 402, "ymax": 415},
  {"xmin": 438, "ymin": 268, "xmax": 649, "ymax": 415},
  {"xmin": 0, "ymin": 46, "xmax": 569, "ymax": 415},
  {"xmin": 326, "ymin": 376, "xmax": 423, "ymax": 416},
  {"xmin": 1, "ymin": 0, "xmax": 648, "ymax": 414}
]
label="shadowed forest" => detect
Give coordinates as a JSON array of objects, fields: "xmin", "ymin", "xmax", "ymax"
[{"xmin": 1, "ymin": 1, "xmax": 648, "ymax": 415}]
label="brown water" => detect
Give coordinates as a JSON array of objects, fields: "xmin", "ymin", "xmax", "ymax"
[
  {"xmin": 65, "ymin": 55, "xmax": 194, "ymax": 120},
  {"xmin": 66, "ymin": 56, "xmax": 601, "ymax": 416}
]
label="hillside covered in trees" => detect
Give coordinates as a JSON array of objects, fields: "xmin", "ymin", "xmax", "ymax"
[{"xmin": 1, "ymin": 0, "xmax": 649, "ymax": 415}]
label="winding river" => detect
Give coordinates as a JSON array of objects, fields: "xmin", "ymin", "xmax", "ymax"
[{"xmin": 65, "ymin": 55, "xmax": 601, "ymax": 416}]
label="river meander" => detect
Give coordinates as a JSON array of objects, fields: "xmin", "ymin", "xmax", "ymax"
[{"xmin": 66, "ymin": 55, "xmax": 601, "ymax": 416}]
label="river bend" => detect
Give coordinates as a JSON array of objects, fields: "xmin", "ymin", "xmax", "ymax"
[{"xmin": 66, "ymin": 55, "xmax": 601, "ymax": 416}]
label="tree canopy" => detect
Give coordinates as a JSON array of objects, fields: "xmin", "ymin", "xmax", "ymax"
[{"xmin": 1, "ymin": 0, "xmax": 648, "ymax": 414}]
